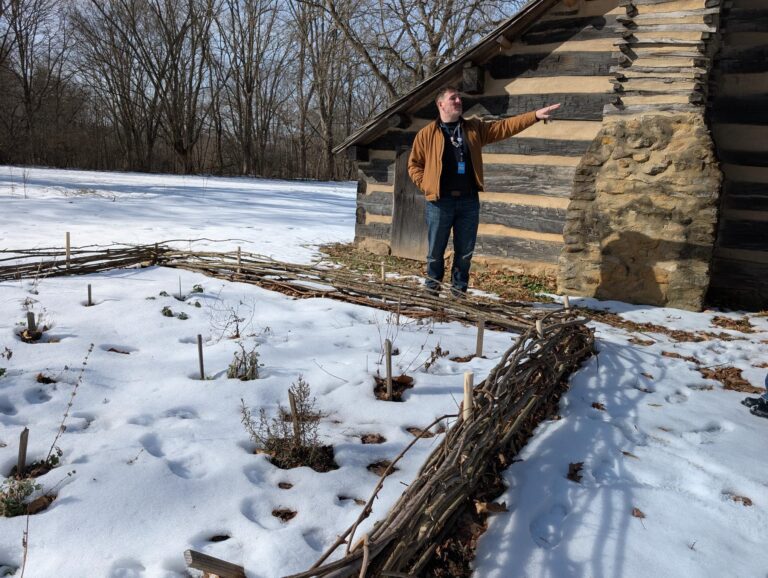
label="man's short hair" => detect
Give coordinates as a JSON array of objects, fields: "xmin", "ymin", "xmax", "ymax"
[{"xmin": 435, "ymin": 85, "xmax": 460, "ymax": 104}]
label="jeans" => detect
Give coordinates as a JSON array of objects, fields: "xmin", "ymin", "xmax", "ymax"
[{"xmin": 424, "ymin": 194, "xmax": 480, "ymax": 293}]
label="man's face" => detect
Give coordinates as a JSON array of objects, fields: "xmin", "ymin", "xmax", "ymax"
[{"xmin": 438, "ymin": 90, "xmax": 462, "ymax": 120}]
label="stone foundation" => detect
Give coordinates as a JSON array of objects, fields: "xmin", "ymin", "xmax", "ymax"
[{"xmin": 557, "ymin": 113, "xmax": 722, "ymax": 310}]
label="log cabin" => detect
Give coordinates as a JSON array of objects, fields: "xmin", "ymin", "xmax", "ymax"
[{"xmin": 334, "ymin": 0, "xmax": 767, "ymax": 311}]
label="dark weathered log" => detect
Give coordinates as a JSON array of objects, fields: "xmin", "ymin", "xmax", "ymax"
[
  {"xmin": 483, "ymin": 163, "xmax": 577, "ymax": 197},
  {"xmin": 476, "ymin": 234, "xmax": 563, "ymax": 263},
  {"xmin": 716, "ymin": 149, "xmax": 768, "ymax": 168},
  {"xmin": 348, "ymin": 146, "xmax": 369, "ymax": 162},
  {"xmin": 480, "ymin": 200, "xmax": 566, "ymax": 234},
  {"xmin": 716, "ymin": 219, "xmax": 768, "ymax": 251},
  {"xmin": 358, "ymin": 160, "xmax": 394, "ymax": 185},
  {"xmin": 521, "ymin": 15, "xmax": 616, "ymax": 45},
  {"xmin": 709, "ymin": 96, "xmax": 768, "ymax": 124},
  {"xmin": 615, "ymin": 37, "xmax": 705, "ymax": 48},
  {"xmin": 358, "ymin": 190, "xmax": 393, "ymax": 217},
  {"xmin": 484, "ymin": 137, "xmax": 594, "ymax": 157},
  {"xmin": 485, "ymin": 51, "xmax": 615, "ymax": 78},
  {"xmin": 716, "ymin": 45, "xmax": 768, "ymax": 73},
  {"xmin": 721, "ymin": 180, "xmax": 768, "ymax": 212},
  {"xmin": 355, "ymin": 222, "xmax": 391, "ymax": 242},
  {"xmin": 387, "ymin": 114, "xmax": 411, "ymax": 130},
  {"xmin": 720, "ymin": 9, "xmax": 768, "ymax": 33},
  {"xmin": 708, "ymin": 256, "xmax": 768, "ymax": 310},
  {"xmin": 462, "ymin": 64, "xmax": 485, "ymax": 94}
]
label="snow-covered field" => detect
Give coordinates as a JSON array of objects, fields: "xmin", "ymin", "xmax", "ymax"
[{"xmin": 0, "ymin": 166, "xmax": 766, "ymax": 577}]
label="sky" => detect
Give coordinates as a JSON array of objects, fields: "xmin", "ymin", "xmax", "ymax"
[{"xmin": 0, "ymin": 166, "xmax": 766, "ymax": 578}]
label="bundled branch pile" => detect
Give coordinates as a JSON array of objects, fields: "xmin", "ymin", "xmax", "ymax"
[{"xmin": 286, "ymin": 314, "xmax": 593, "ymax": 577}]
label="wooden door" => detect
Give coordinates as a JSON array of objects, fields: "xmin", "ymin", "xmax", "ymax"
[{"xmin": 390, "ymin": 145, "xmax": 428, "ymax": 260}]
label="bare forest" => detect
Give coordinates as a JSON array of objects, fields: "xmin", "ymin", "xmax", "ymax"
[{"xmin": 0, "ymin": 0, "xmax": 521, "ymax": 180}]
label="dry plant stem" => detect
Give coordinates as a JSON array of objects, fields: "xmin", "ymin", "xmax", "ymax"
[
  {"xmin": 359, "ymin": 535, "xmax": 370, "ymax": 578},
  {"xmin": 46, "ymin": 343, "xmax": 94, "ymax": 463},
  {"xmin": 20, "ymin": 511, "xmax": 30, "ymax": 578}
]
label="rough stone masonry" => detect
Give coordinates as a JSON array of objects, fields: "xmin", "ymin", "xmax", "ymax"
[{"xmin": 557, "ymin": 113, "xmax": 722, "ymax": 311}]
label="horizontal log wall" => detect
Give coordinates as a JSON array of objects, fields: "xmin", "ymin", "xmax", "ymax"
[
  {"xmin": 354, "ymin": 0, "xmax": 617, "ymax": 268},
  {"xmin": 707, "ymin": 0, "xmax": 768, "ymax": 309}
]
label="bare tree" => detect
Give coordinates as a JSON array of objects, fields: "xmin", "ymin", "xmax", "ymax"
[
  {"xmin": 73, "ymin": 2, "xmax": 164, "ymax": 171},
  {"xmin": 314, "ymin": 0, "xmax": 521, "ymax": 98},
  {"xmin": 3, "ymin": 0, "xmax": 73, "ymax": 162},
  {"xmin": 214, "ymin": 0, "xmax": 289, "ymax": 176}
]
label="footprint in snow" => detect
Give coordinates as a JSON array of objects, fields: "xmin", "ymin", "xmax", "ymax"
[
  {"xmin": 167, "ymin": 454, "xmax": 206, "ymax": 479},
  {"xmin": 530, "ymin": 503, "xmax": 569, "ymax": 549},
  {"xmin": 0, "ymin": 395, "xmax": 17, "ymax": 416},
  {"xmin": 665, "ymin": 390, "xmax": 689, "ymax": 404},
  {"xmin": 162, "ymin": 407, "xmax": 199, "ymax": 420},
  {"xmin": 139, "ymin": 433, "xmax": 165, "ymax": 458},
  {"xmin": 108, "ymin": 559, "xmax": 145, "ymax": 577},
  {"xmin": 682, "ymin": 421, "xmax": 729, "ymax": 445},
  {"xmin": 24, "ymin": 387, "xmax": 52, "ymax": 404}
]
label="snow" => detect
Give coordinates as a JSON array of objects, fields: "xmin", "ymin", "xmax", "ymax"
[{"xmin": 1, "ymin": 166, "xmax": 767, "ymax": 577}]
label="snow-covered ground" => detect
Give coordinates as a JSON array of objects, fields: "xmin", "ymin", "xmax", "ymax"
[{"xmin": 0, "ymin": 166, "xmax": 766, "ymax": 577}]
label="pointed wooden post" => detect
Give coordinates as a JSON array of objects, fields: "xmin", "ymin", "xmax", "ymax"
[
  {"xmin": 65, "ymin": 232, "xmax": 71, "ymax": 270},
  {"xmin": 536, "ymin": 320, "xmax": 544, "ymax": 339},
  {"xmin": 563, "ymin": 295, "xmax": 571, "ymax": 311},
  {"xmin": 26, "ymin": 312, "xmax": 36, "ymax": 333},
  {"xmin": 380, "ymin": 261, "xmax": 385, "ymax": 282},
  {"xmin": 463, "ymin": 372, "xmax": 474, "ymax": 422},
  {"xmin": 87, "ymin": 284, "xmax": 92, "ymax": 306},
  {"xmin": 17, "ymin": 427, "xmax": 29, "ymax": 478},
  {"xmin": 197, "ymin": 334, "xmax": 205, "ymax": 380},
  {"xmin": 288, "ymin": 390, "xmax": 301, "ymax": 446},
  {"xmin": 475, "ymin": 317, "xmax": 485, "ymax": 358},
  {"xmin": 385, "ymin": 339, "xmax": 393, "ymax": 399},
  {"xmin": 237, "ymin": 246, "xmax": 242, "ymax": 275}
]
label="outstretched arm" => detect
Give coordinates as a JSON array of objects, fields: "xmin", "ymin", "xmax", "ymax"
[{"xmin": 535, "ymin": 103, "xmax": 561, "ymax": 121}]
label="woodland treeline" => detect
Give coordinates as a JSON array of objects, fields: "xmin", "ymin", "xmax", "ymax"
[{"xmin": 0, "ymin": 0, "xmax": 521, "ymax": 180}]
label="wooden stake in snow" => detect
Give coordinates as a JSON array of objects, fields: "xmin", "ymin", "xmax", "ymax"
[
  {"xmin": 380, "ymin": 261, "xmax": 385, "ymax": 282},
  {"xmin": 183, "ymin": 550, "xmax": 245, "ymax": 578},
  {"xmin": 288, "ymin": 390, "xmax": 301, "ymax": 446},
  {"xmin": 26, "ymin": 312, "xmax": 36, "ymax": 334},
  {"xmin": 87, "ymin": 284, "xmax": 92, "ymax": 306},
  {"xmin": 17, "ymin": 427, "xmax": 29, "ymax": 478},
  {"xmin": 475, "ymin": 317, "xmax": 485, "ymax": 358},
  {"xmin": 385, "ymin": 339, "xmax": 393, "ymax": 399},
  {"xmin": 463, "ymin": 372, "xmax": 474, "ymax": 422},
  {"xmin": 563, "ymin": 295, "xmax": 571, "ymax": 311},
  {"xmin": 65, "ymin": 232, "xmax": 71, "ymax": 270},
  {"xmin": 237, "ymin": 246, "xmax": 242, "ymax": 275},
  {"xmin": 536, "ymin": 320, "xmax": 544, "ymax": 339},
  {"xmin": 197, "ymin": 334, "xmax": 205, "ymax": 380}
]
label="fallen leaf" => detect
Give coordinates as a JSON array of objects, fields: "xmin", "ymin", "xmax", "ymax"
[
  {"xmin": 732, "ymin": 495, "xmax": 753, "ymax": 507},
  {"xmin": 475, "ymin": 501, "xmax": 508, "ymax": 515},
  {"xmin": 591, "ymin": 402, "xmax": 606, "ymax": 411},
  {"xmin": 641, "ymin": 372, "xmax": 654, "ymax": 379},
  {"xmin": 621, "ymin": 451, "xmax": 639, "ymax": 459},
  {"xmin": 567, "ymin": 462, "xmax": 584, "ymax": 483},
  {"xmin": 631, "ymin": 507, "xmax": 645, "ymax": 519}
]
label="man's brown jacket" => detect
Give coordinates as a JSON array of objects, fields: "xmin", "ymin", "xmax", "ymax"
[{"xmin": 407, "ymin": 111, "xmax": 539, "ymax": 201}]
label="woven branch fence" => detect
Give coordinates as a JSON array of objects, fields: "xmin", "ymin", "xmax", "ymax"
[
  {"xmin": 2, "ymin": 243, "xmax": 562, "ymax": 331},
  {"xmin": 1, "ymin": 243, "xmax": 594, "ymax": 577}
]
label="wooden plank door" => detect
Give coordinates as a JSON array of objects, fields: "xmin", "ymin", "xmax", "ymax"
[{"xmin": 390, "ymin": 145, "xmax": 428, "ymax": 260}]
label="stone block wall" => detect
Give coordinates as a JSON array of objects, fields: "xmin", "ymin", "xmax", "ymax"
[{"xmin": 557, "ymin": 113, "xmax": 721, "ymax": 310}]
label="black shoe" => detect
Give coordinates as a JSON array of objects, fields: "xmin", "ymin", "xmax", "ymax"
[
  {"xmin": 424, "ymin": 286, "xmax": 439, "ymax": 298},
  {"xmin": 749, "ymin": 399, "xmax": 768, "ymax": 418},
  {"xmin": 742, "ymin": 397, "xmax": 762, "ymax": 408},
  {"xmin": 450, "ymin": 287, "xmax": 467, "ymax": 299}
]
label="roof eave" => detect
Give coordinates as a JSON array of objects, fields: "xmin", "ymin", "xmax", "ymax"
[{"xmin": 333, "ymin": 0, "xmax": 559, "ymax": 155}]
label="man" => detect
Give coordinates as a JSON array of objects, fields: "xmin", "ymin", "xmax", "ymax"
[{"xmin": 407, "ymin": 85, "xmax": 560, "ymax": 296}]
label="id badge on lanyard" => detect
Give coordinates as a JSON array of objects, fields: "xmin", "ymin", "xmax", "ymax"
[{"xmin": 457, "ymin": 161, "xmax": 466, "ymax": 175}]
